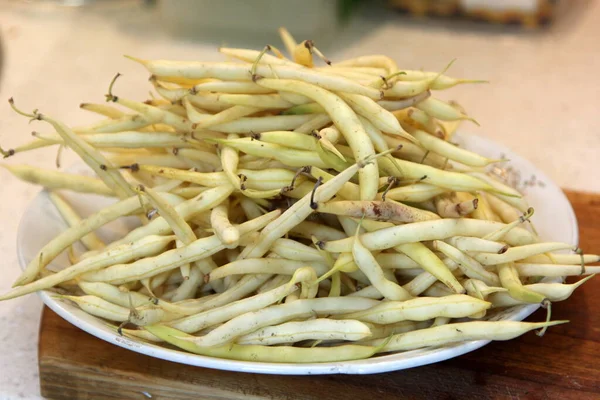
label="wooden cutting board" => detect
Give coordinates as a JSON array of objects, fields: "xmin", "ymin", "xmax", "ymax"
[{"xmin": 38, "ymin": 190, "xmax": 600, "ymax": 400}]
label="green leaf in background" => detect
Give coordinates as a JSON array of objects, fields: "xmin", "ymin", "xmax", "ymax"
[{"xmin": 339, "ymin": 0, "xmax": 364, "ymax": 21}]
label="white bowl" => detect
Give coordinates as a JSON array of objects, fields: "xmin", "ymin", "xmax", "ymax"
[{"xmin": 17, "ymin": 131, "xmax": 578, "ymax": 375}]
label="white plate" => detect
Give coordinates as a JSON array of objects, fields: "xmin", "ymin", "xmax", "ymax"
[{"xmin": 17, "ymin": 131, "xmax": 578, "ymax": 375}]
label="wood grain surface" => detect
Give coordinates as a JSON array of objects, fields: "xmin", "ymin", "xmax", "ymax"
[{"xmin": 38, "ymin": 190, "xmax": 600, "ymax": 400}]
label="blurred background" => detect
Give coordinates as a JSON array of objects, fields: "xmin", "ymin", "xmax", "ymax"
[
  {"xmin": 0, "ymin": 0, "xmax": 597, "ymax": 193},
  {"xmin": 0, "ymin": 1, "xmax": 598, "ymax": 398}
]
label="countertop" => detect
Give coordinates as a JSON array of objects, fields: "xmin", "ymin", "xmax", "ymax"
[{"xmin": 0, "ymin": 1, "xmax": 598, "ymax": 398}]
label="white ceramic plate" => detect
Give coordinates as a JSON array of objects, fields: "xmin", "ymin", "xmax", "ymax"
[{"xmin": 17, "ymin": 131, "xmax": 578, "ymax": 375}]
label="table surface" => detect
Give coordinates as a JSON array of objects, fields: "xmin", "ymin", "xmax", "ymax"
[
  {"xmin": 36, "ymin": 190, "xmax": 600, "ymax": 400},
  {"xmin": 0, "ymin": 0, "xmax": 599, "ymax": 398}
]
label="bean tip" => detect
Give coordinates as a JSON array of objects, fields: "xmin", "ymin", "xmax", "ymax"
[{"xmin": 123, "ymin": 55, "xmax": 146, "ymax": 65}]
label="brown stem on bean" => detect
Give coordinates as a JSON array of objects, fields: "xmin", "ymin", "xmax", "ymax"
[
  {"xmin": 310, "ymin": 177, "xmax": 323, "ymax": 210},
  {"xmin": 288, "ymin": 166, "xmax": 312, "ymax": 190},
  {"xmin": 105, "ymin": 73, "xmax": 122, "ymax": 103},
  {"xmin": 250, "ymin": 132, "xmax": 261, "ymax": 140},
  {"xmin": 304, "ymin": 40, "xmax": 331, "ymax": 66},
  {"xmin": 0, "ymin": 146, "xmax": 15, "ymax": 158},
  {"xmin": 455, "ymin": 198, "xmax": 478, "ymax": 215},
  {"xmin": 381, "ymin": 176, "xmax": 398, "ymax": 202},
  {"xmin": 250, "ymin": 45, "xmax": 271, "ymax": 82},
  {"xmin": 380, "ymin": 71, "xmax": 407, "ymax": 89},
  {"xmin": 9, "ymin": 97, "xmax": 43, "ymax": 122},
  {"xmin": 120, "ymin": 163, "xmax": 140, "ymax": 172},
  {"xmin": 238, "ymin": 174, "xmax": 248, "ymax": 191}
]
